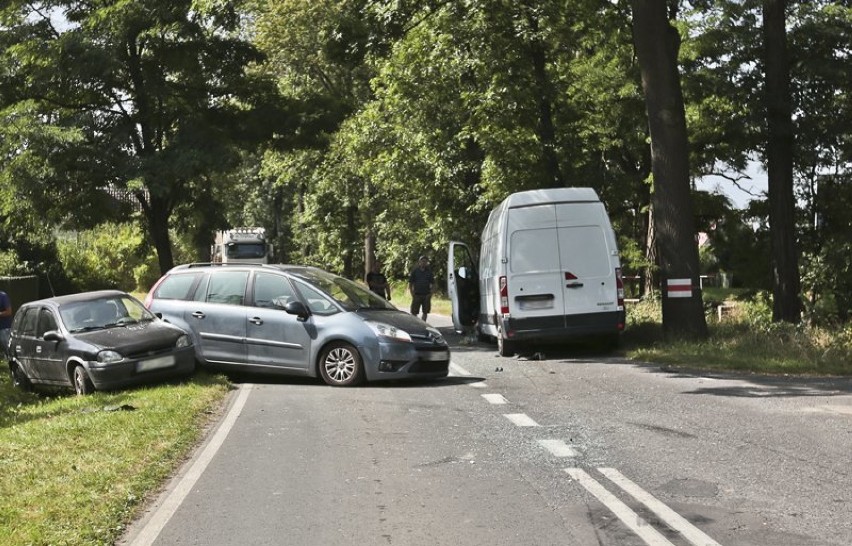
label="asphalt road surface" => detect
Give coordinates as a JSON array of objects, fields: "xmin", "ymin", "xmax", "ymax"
[{"xmin": 120, "ymin": 314, "xmax": 852, "ymax": 546}]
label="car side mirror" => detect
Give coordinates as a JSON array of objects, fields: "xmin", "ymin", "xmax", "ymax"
[
  {"xmin": 43, "ymin": 330, "xmax": 65, "ymax": 342},
  {"xmin": 284, "ymin": 301, "xmax": 310, "ymax": 321}
]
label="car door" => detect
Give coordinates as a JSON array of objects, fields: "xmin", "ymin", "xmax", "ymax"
[
  {"xmin": 32, "ymin": 308, "xmax": 65, "ymax": 383},
  {"xmin": 184, "ymin": 270, "xmax": 249, "ymax": 365},
  {"xmin": 244, "ymin": 272, "xmax": 312, "ymax": 372},
  {"xmin": 11, "ymin": 307, "xmax": 40, "ymax": 381},
  {"xmin": 447, "ymin": 242, "xmax": 480, "ymax": 333},
  {"xmin": 554, "ymin": 202, "xmax": 618, "ymax": 319}
]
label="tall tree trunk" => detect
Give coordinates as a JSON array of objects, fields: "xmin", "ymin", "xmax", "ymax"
[
  {"xmin": 144, "ymin": 195, "xmax": 174, "ymax": 276},
  {"xmin": 644, "ymin": 204, "xmax": 657, "ymax": 297},
  {"xmin": 364, "ymin": 228, "xmax": 376, "ymax": 282},
  {"xmin": 525, "ymin": 5, "xmax": 564, "ymax": 187},
  {"xmin": 763, "ymin": 0, "xmax": 801, "ymax": 323},
  {"xmin": 631, "ymin": 0, "xmax": 707, "ymax": 339}
]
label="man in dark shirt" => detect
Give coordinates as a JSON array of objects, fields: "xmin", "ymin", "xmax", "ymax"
[
  {"xmin": 0, "ymin": 290, "xmax": 12, "ymax": 361},
  {"xmin": 366, "ymin": 262, "xmax": 391, "ymax": 300},
  {"xmin": 408, "ymin": 256, "xmax": 434, "ymax": 321}
]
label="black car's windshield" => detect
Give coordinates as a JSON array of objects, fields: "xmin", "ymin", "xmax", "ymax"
[
  {"xmin": 61, "ymin": 295, "xmax": 156, "ymax": 332},
  {"xmin": 291, "ymin": 269, "xmax": 395, "ymax": 312}
]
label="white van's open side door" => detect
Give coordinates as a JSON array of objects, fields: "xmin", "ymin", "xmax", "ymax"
[{"xmin": 447, "ymin": 242, "xmax": 480, "ymax": 333}]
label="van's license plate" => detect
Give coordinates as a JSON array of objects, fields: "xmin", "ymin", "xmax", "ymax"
[{"xmin": 137, "ymin": 355, "xmax": 176, "ymax": 372}]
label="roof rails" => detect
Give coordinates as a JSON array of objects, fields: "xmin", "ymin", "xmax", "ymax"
[{"xmin": 174, "ymin": 262, "xmax": 271, "ymax": 269}]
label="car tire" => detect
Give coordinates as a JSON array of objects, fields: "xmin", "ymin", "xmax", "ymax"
[
  {"xmin": 318, "ymin": 342, "xmax": 364, "ymax": 387},
  {"xmin": 497, "ymin": 331, "xmax": 516, "ymax": 357},
  {"xmin": 72, "ymin": 364, "xmax": 95, "ymax": 395},
  {"xmin": 9, "ymin": 361, "xmax": 33, "ymax": 392}
]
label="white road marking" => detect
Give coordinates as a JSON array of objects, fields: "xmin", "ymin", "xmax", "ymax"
[
  {"xmin": 449, "ymin": 362, "xmax": 471, "ymax": 376},
  {"xmin": 468, "ymin": 381, "xmax": 488, "ymax": 388},
  {"xmin": 128, "ymin": 384, "xmax": 253, "ymax": 546},
  {"xmin": 537, "ymin": 439, "xmax": 578, "ymax": 458},
  {"xmin": 599, "ymin": 468, "xmax": 723, "ymax": 546},
  {"xmin": 565, "ymin": 468, "xmax": 675, "ymax": 546},
  {"xmin": 504, "ymin": 413, "xmax": 540, "ymax": 427},
  {"xmin": 482, "ymin": 393, "xmax": 508, "ymax": 405}
]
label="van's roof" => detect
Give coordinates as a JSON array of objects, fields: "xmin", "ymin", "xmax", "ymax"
[{"xmin": 504, "ymin": 187, "xmax": 600, "ymax": 208}]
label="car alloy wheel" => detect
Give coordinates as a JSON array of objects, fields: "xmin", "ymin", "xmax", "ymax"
[
  {"xmin": 73, "ymin": 365, "xmax": 95, "ymax": 395},
  {"xmin": 319, "ymin": 342, "xmax": 364, "ymax": 387}
]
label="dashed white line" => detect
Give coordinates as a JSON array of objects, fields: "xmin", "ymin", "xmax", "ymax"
[
  {"xmin": 504, "ymin": 413, "xmax": 540, "ymax": 427},
  {"xmin": 565, "ymin": 468, "xmax": 675, "ymax": 546},
  {"xmin": 599, "ymin": 468, "xmax": 723, "ymax": 546},
  {"xmin": 537, "ymin": 439, "xmax": 578, "ymax": 458},
  {"xmin": 449, "ymin": 362, "xmax": 471, "ymax": 376},
  {"xmin": 482, "ymin": 393, "xmax": 508, "ymax": 405}
]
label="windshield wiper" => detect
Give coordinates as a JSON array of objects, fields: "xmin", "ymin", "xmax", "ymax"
[{"xmin": 70, "ymin": 325, "xmax": 104, "ymax": 333}]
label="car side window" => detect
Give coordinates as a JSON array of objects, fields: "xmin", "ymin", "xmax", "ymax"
[
  {"xmin": 252, "ymin": 273, "xmax": 296, "ymax": 308},
  {"xmin": 37, "ymin": 309, "xmax": 58, "ymax": 338},
  {"xmin": 154, "ymin": 273, "xmax": 201, "ymax": 300},
  {"xmin": 204, "ymin": 271, "xmax": 249, "ymax": 305},
  {"xmin": 293, "ymin": 281, "xmax": 339, "ymax": 315},
  {"xmin": 18, "ymin": 307, "xmax": 38, "ymax": 337}
]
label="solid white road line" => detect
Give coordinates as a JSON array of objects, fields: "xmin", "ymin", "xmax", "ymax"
[
  {"xmin": 565, "ymin": 468, "xmax": 676, "ymax": 546},
  {"xmin": 504, "ymin": 413, "xmax": 540, "ymax": 427},
  {"xmin": 129, "ymin": 384, "xmax": 253, "ymax": 546},
  {"xmin": 482, "ymin": 393, "xmax": 508, "ymax": 405},
  {"xmin": 537, "ymin": 439, "xmax": 578, "ymax": 458},
  {"xmin": 599, "ymin": 468, "xmax": 723, "ymax": 546}
]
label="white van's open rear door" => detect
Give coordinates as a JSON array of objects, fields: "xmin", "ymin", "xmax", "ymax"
[{"xmin": 447, "ymin": 242, "xmax": 479, "ymax": 333}]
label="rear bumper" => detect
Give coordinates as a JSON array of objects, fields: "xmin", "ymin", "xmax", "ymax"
[{"xmin": 495, "ymin": 311, "xmax": 625, "ymax": 342}]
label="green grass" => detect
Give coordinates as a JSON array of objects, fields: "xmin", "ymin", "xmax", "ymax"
[{"xmin": 0, "ymin": 372, "xmax": 230, "ymax": 546}]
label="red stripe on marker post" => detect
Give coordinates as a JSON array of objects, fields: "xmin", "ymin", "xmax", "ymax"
[{"xmin": 667, "ymin": 278, "xmax": 693, "ymax": 298}]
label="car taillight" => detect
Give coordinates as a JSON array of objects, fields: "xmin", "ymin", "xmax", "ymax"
[
  {"xmin": 615, "ymin": 268, "xmax": 625, "ymax": 330},
  {"xmin": 499, "ymin": 275, "xmax": 509, "ymax": 314},
  {"xmin": 143, "ymin": 276, "xmax": 166, "ymax": 309}
]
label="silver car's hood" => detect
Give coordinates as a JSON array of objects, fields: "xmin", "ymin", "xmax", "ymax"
[{"xmin": 356, "ymin": 309, "xmax": 437, "ymax": 337}]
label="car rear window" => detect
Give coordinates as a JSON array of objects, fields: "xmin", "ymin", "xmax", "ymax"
[{"xmin": 154, "ymin": 273, "xmax": 200, "ymax": 301}]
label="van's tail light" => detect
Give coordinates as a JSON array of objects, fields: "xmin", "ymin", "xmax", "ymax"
[
  {"xmin": 616, "ymin": 268, "xmax": 625, "ymax": 310},
  {"xmin": 499, "ymin": 275, "xmax": 509, "ymax": 314}
]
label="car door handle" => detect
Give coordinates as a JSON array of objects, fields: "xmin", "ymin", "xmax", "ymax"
[
  {"xmin": 248, "ymin": 317, "xmax": 263, "ymax": 325},
  {"xmin": 565, "ymin": 282, "xmax": 584, "ymax": 288},
  {"xmin": 191, "ymin": 311, "xmax": 206, "ymax": 319},
  {"xmin": 36, "ymin": 346, "xmax": 42, "ymax": 354}
]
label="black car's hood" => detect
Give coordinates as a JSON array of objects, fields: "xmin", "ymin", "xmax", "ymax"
[
  {"xmin": 74, "ymin": 320, "xmax": 185, "ymax": 354},
  {"xmin": 356, "ymin": 309, "xmax": 438, "ymax": 337}
]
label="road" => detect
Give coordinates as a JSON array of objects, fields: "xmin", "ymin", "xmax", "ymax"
[{"xmin": 120, "ymin": 314, "xmax": 852, "ymax": 546}]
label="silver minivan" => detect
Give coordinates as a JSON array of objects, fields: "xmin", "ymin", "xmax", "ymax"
[{"xmin": 144, "ymin": 264, "xmax": 450, "ymax": 386}]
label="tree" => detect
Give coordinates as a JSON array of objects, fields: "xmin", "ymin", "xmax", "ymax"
[
  {"xmin": 0, "ymin": 0, "xmax": 286, "ymax": 274},
  {"xmin": 763, "ymin": 0, "xmax": 801, "ymax": 323},
  {"xmin": 631, "ymin": 0, "xmax": 707, "ymax": 339}
]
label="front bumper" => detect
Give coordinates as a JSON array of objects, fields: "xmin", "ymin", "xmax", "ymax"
[
  {"xmin": 366, "ymin": 340, "xmax": 450, "ymax": 381},
  {"xmin": 86, "ymin": 345, "xmax": 197, "ymax": 391}
]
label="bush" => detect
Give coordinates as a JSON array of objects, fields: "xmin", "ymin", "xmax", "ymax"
[{"xmin": 58, "ymin": 223, "xmax": 152, "ymax": 292}]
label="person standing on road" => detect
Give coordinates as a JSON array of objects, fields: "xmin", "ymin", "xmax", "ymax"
[
  {"xmin": 409, "ymin": 255, "xmax": 434, "ymax": 322},
  {"xmin": 366, "ymin": 262, "xmax": 392, "ymax": 300},
  {"xmin": 0, "ymin": 290, "xmax": 12, "ymax": 361}
]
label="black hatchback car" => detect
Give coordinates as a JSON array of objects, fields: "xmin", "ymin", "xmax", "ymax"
[{"xmin": 7, "ymin": 290, "xmax": 196, "ymax": 395}]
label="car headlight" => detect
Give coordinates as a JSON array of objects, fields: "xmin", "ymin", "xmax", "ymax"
[
  {"xmin": 176, "ymin": 334, "xmax": 192, "ymax": 348},
  {"xmin": 97, "ymin": 350, "xmax": 124, "ymax": 364},
  {"xmin": 366, "ymin": 321, "xmax": 412, "ymax": 342},
  {"xmin": 426, "ymin": 327, "xmax": 445, "ymax": 344}
]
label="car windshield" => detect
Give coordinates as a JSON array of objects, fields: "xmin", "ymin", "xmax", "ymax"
[
  {"xmin": 291, "ymin": 269, "xmax": 395, "ymax": 312},
  {"xmin": 61, "ymin": 295, "xmax": 156, "ymax": 332}
]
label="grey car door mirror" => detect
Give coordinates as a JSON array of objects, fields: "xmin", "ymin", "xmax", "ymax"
[{"xmin": 284, "ymin": 301, "xmax": 310, "ymax": 321}]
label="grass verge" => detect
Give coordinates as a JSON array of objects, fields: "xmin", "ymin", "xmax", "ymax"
[{"xmin": 0, "ymin": 371, "xmax": 230, "ymax": 546}]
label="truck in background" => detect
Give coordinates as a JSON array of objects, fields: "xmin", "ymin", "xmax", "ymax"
[{"xmin": 211, "ymin": 227, "xmax": 272, "ymax": 264}]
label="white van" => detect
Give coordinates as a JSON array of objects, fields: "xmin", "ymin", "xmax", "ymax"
[{"xmin": 448, "ymin": 187, "xmax": 625, "ymax": 356}]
